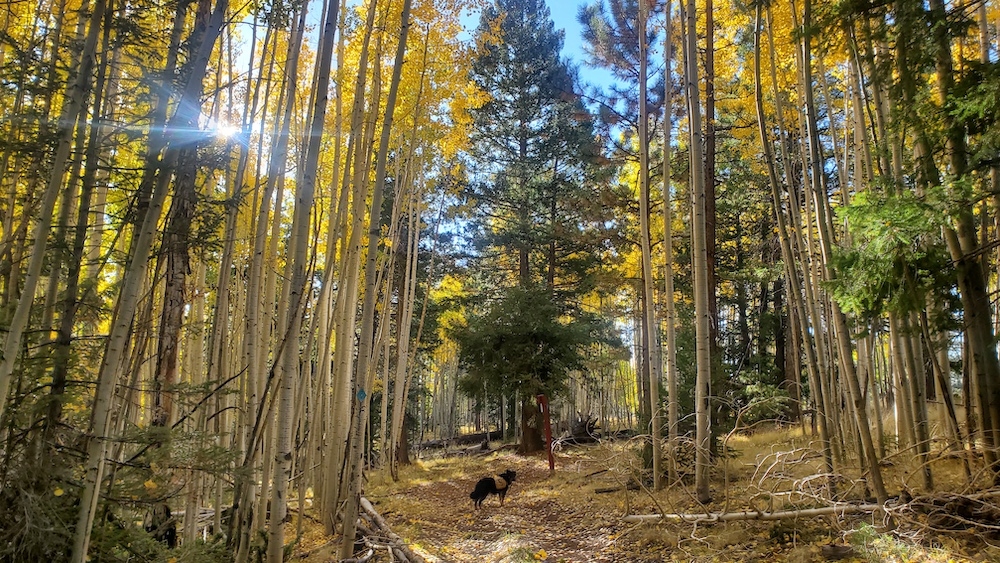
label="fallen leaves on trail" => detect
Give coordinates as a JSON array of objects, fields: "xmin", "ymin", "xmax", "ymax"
[
  {"xmin": 349, "ymin": 434, "xmax": 998, "ymax": 562},
  {"xmin": 367, "ymin": 451, "xmax": 626, "ymax": 562}
]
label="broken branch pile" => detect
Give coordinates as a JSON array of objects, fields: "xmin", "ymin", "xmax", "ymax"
[
  {"xmin": 354, "ymin": 496, "xmax": 425, "ymax": 563},
  {"xmin": 904, "ymin": 491, "xmax": 1000, "ymax": 534}
]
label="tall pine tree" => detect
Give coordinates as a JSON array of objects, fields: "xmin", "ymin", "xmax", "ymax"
[{"xmin": 465, "ymin": 0, "xmax": 612, "ymax": 452}]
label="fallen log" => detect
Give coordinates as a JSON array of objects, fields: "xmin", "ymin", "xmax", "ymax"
[
  {"xmin": 359, "ymin": 497, "xmax": 425, "ymax": 563},
  {"xmin": 594, "ymin": 487, "xmax": 623, "ymax": 494},
  {"xmin": 417, "ymin": 430, "xmax": 501, "ymax": 450},
  {"xmin": 594, "ymin": 481, "xmax": 640, "ymax": 494},
  {"xmin": 623, "ymin": 502, "xmax": 881, "ymax": 524},
  {"xmin": 458, "ymin": 440, "xmax": 492, "ymax": 456}
]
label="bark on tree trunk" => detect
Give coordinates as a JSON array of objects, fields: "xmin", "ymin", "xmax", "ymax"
[
  {"xmin": 637, "ymin": 0, "xmax": 662, "ymax": 490},
  {"xmin": 519, "ymin": 398, "xmax": 545, "ymax": 454},
  {"xmin": 684, "ymin": 0, "xmax": 713, "ymax": 504},
  {"xmin": 662, "ymin": 0, "xmax": 679, "ymax": 484},
  {"xmin": 266, "ymin": 0, "xmax": 340, "ymax": 558},
  {"xmin": 340, "ymin": 1, "xmax": 412, "ymax": 556},
  {"xmin": 753, "ymin": 4, "xmax": 834, "ymax": 482},
  {"xmin": 0, "ymin": 0, "xmax": 107, "ymax": 426}
]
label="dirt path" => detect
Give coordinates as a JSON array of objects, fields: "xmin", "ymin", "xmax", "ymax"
[
  {"xmin": 345, "ymin": 437, "xmax": 994, "ymax": 563},
  {"xmin": 367, "ymin": 452, "xmax": 647, "ymax": 562}
]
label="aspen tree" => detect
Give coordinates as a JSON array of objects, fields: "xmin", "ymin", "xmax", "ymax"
[
  {"xmin": 313, "ymin": 0, "xmax": 353, "ymax": 520},
  {"xmin": 683, "ymin": 0, "xmax": 712, "ymax": 505},
  {"xmin": 661, "ymin": 0, "xmax": 680, "ymax": 485},
  {"xmin": 340, "ymin": 0, "xmax": 412, "ymax": 555},
  {"xmin": 753, "ymin": 0, "xmax": 836, "ymax": 484},
  {"xmin": 0, "ymin": 0, "xmax": 107, "ymax": 425},
  {"xmin": 44, "ymin": 3, "xmax": 118, "ymax": 448},
  {"xmin": 206, "ymin": 11, "xmax": 260, "ymax": 533},
  {"xmin": 636, "ymin": 0, "xmax": 663, "ymax": 491},
  {"xmin": 71, "ymin": 0, "xmax": 228, "ymax": 555},
  {"xmin": 265, "ymin": 0, "xmax": 340, "ymax": 554},
  {"xmin": 780, "ymin": 0, "xmax": 843, "ymax": 468},
  {"xmin": 231, "ymin": 9, "xmax": 307, "ymax": 559},
  {"xmin": 325, "ymin": 0, "xmax": 380, "ymax": 531},
  {"xmin": 388, "ymin": 31, "xmax": 432, "ymax": 480},
  {"xmin": 800, "ymin": 0, "xmax": 887, "ymax": 503},
  {"xmin": 704, "ymin": 0, "xmax": 718, "ymax": 376}
]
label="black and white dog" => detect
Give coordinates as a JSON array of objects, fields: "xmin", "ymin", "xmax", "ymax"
[{"xmin": 469, "ymin": 469, "xmax": 516, "ymax": 509}]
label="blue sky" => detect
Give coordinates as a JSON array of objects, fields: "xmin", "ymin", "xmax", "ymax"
[
  {"xmin": 460, "ymin": 0, "xmax": 617, "ymax": 91},
  {"xmin": 548, "ymin": 0, "xmax": 617, "ymax": 90},
  {"xmin": 548, "ymin": 0, "xmax": 591, "ymax": 64}
]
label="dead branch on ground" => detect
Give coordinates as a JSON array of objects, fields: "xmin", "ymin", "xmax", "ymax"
[{"xmin": 623, "ymin": 502, "xmax": 881, "ymax": 524}]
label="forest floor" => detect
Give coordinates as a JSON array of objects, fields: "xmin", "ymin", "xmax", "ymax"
[{"xmin": 293, "ymin": 426, "xmax": 1000, "ymax": 562}]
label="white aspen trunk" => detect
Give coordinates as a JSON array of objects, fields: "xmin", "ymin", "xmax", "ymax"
[
  {"xmin": 888, "ymin": 318, "xmax": 915, "ymax": 452},
  {"xmin": 662, "ymin": 0, "xmax": 679, "ymax": 485},
  {"xmin": 312, "ymin": 0, "xmax": 350, "ymax": 512},
  {"xmin": 758, "ymin": 0, "xmax": 833, "ymax": 483},
  {"xmin": 325, "ymin": 0, "xmax": 379, "ymax": 532},
  {"xmin": 232, "ymin": 12, "xmax": 306, "ymax": 562},
  {"xmin": 253, "ymin": 169, "xmax": 287, "ymax": 541},
  {"xmin": 388, "ymin": 180, "xmax": 422, "ymax": 474},
  {"xmin": 71, "ymin": 1, "xmax": 227, "ymax": 556},
  {"xmin": 795, "ymin": 101, "xmax": 844, "ymax": 467},
  {"xmin": 266, "ymin": 209, "xmax": 303, "ymax": 563},
  {"xmin": 637, "ymin": 0, "xmax": 663, "ymax": 491},
  {"xmin": 183, "ymin": 260, "xmax": 207, "ymax": 544},
  {"xmin": 901, "ymin": 313, "xmax": 933, "ymax": 490},
  {"xmin": 374, "ymin": 175, "xmax": 406, "ymax": 470},
  {"xmin": 312, "ymin": 0, "xmax": 347, "ymax": 510},
  {"xmin": 858, "ymin": 332, "xmax": 886, "ymax": 458},
  {"xmin": 684, "ymin": 0, "xmax": 712, "ymax": 504},
  {"xmin": 800, "ymin": 0, "xmax": 887, "ymax": 502},
  {"xmin": 388, "ymin": 35, "xmax": 432, "ymax": 480},
  {"xmin": 259, "ymin": 121, "xmax": 296, "ymax": 563},
  {"xmin": 294, "ymin": 274, "xmax": 322, "ymax": 543},
  {"xmin": 266, "ymin": 0, "xmax": 341, "ymax": 558},
  {"xmin": 782, "ymin": 0, "xmax": 844, "ymax": 470},
  {"xmin": 326, "ymin": 190, "xmax": 364, "ymax": 524},
  {"xmin": 340, "ymin": 1, "xmax": 412, "ymax": 556},
  {"xmin": 0, "ymin": 0, "xmax": 106, "ymax": 424},
  {"xmin": 206, "ymin": 16, "xmax": 252, "ymax": 533},
  {"xmin": 378, "ymin": 302, "xmax": 393, "ymax": 468}
]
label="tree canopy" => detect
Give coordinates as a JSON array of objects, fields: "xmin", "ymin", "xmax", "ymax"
[{"xmin": 2, "ymin": 0, "xmax": 1000, "ymax": 558}]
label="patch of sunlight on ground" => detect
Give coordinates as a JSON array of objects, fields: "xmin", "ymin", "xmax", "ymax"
[{"xmin": 362, "ymin": 432, "xmax": 1000, "ymax": 562}]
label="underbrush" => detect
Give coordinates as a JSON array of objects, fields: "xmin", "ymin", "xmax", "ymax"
[{"xmin": 366, "ymin": 425, "xmax": 1000, "ymax": 562}]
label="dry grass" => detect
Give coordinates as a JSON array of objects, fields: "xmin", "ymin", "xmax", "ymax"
[{"xmin": 333, "ymin": 427, "xmax": 1000, "ymax": 562}]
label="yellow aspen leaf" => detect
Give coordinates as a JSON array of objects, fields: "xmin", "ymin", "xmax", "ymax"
[{"xmin": 53, "ymin": 487, "xmax": 64, "ymax": 497}]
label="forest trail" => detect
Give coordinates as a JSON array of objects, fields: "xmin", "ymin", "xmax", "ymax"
[
  {"xmin": 348, "ymin": 436, "xmax": 994, "ymax": 563},
  {"xmin": 366, "ymin": 451, "xmax": 641, "ymax": 562}
]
